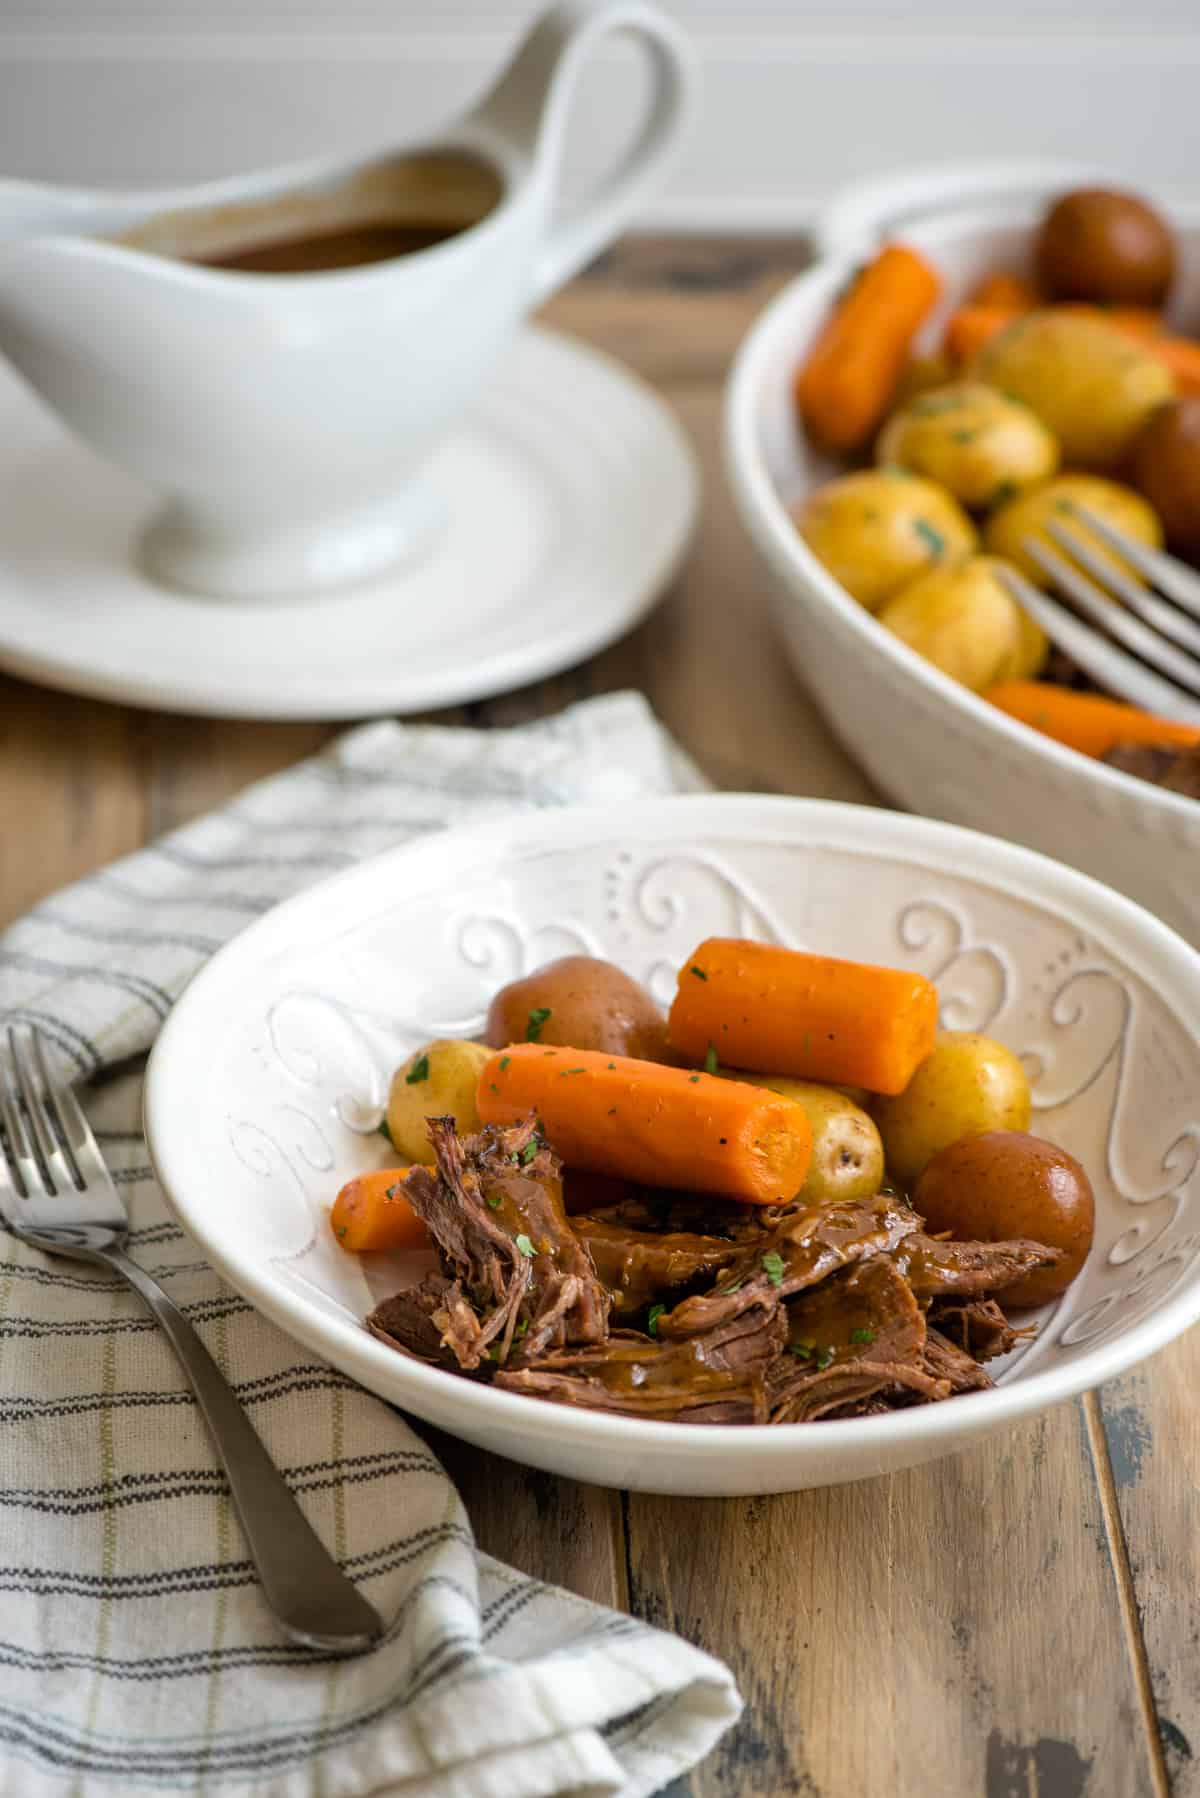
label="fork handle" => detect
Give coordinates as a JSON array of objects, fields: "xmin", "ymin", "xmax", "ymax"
[{"xmin": 103, "ymin": 1247, "xmax": 383, "ymax": 1653}]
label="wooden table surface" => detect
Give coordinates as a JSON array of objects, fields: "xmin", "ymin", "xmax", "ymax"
[{"xmin": 2, "ymin": 238, "xmax": 1194, "ymax": 1798}]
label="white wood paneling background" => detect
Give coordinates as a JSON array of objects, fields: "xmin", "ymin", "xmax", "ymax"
[{"xmin": 2, "ymin": 3, "xmax": 1199, "ymax": 226}]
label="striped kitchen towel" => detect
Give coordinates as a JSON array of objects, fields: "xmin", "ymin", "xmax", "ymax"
[{"xmin": 0, "ymin": 691, "xmax": 740, "ymax": 1798}]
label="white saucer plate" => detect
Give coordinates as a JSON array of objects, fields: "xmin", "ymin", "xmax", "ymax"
[
  {"xmin": 0, "ymin": 326, "xmax": 697, "ymax": 719},
  {"xmin": 145, "ymin": 794, "xmax": 1200, "ymax": 1496}
]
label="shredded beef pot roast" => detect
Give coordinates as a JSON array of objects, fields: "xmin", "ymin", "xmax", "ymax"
[{"xmin": 367, "ymin": 1115, "xmax": 1061, "ymax": 1423}]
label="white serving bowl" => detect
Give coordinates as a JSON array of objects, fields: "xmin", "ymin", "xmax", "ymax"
[
  {"xmin": 725, "ymin": 159, "xmax": 1200, "ymax": 948},
  {"xmin": 145, "ymin": 794, "xmax": 1200, "ymax": 1495}
]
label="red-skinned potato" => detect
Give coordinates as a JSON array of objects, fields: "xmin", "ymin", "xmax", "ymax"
[
  {"xmin": 913, "ymin": 1130, "xmax": 1095, "ymax": 1307},
  {"xmin": 1035, "ymin": 188, "xmax": 1175, "ymax": 307},
  {"xmin": 1128, "ymin": 397, "xmax": 1200, "ymax": 560},
  {"xmin": 485, "ymin": 955, "xmax": 671, "ymax": 1062}
]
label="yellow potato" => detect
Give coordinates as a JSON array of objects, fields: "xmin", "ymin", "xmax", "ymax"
[
  {"xmin": 872, "ymin": 1030, "xmax": 1033, "ymax": 1188},
  {"xmin": 983, "ymin": 473, "xmax": 1163, "ymax": 586},
  {"xmin": 975, "ymin": 310, "xmax": 1173, "ymax": 469},
  {"xmin": 877, "ymin": 381, "xmax": 1059, "ymax": 510},
  {"xmin": 877, "ymin": 555, "xmax": 1026, "ymax": 692},
  {"xmin": 795, "ymin": 469, "xmax": 978, "ymax": 613},
  {"xmin": 1009, "ymin": 602, "xmax": 1050, "ymax": 680},
  {"xmin": 726, "ymin": 1073, "xmax": 883, "ymax": 1204},
  {"xmin": 386, "ymin": 1038, "xmax": 492, "ymax": 1165}
]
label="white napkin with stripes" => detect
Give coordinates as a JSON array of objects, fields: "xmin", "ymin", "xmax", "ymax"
[{"xmin": 0, "ymin": 691, "xmax": 740, "ymax": 1798}]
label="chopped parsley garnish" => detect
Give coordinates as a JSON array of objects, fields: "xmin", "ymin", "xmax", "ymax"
[
  {"xmin": 689, "ymin": 1074, "xmax": 700, "ymax": 1084},
  {"xmin": 489, "ymin": 1082, "xmax": 499, "ymax": 1094},
  {"xmin": 815, "ymin": 1346, "xmax": 834, "ymax": 1371},
  {"xmin": 525, "ymin": 1006, "xmax": 552, "ymax": 1042},
  {"xmin": 690, "ymin": 965, "xmax": 708, "ymax": 981},
  {"xmin": 499, "ymin": 1054, "xmax": 511, "ymax": 1072},
  {"xmin": 704, "ymin": 1042, "xmax": 718, "ymax": 1075},
  {"xmin": 989, "ymin": 479, "xmax": 1017, "ymax": 510},
  {"xmin": 514, "ymin": 1318, "xmax": 528, "ymax": 1339},
  {"xmin": 850, "ymin": 1326, "xmax": 875, "ymax": 1344},
  {"xmin": 519, "ymin": 1139, "xmax": 538, "ymax": 1166},
  {"xmin": 647, "ymin": 1302, "xmax": 667, "ymax": 1337},
  {"xmin": 515, "ymin": 1234, "xmax": 536, "ymax": 1258},
  {"xmin": 405, "ymin": 1054, "xmax": 430, "ymax": 1085},
  {"xmin": 378, "ymin": 1115, "xmax": 396, "ymax": 1148},
  {"xmin": 607, "ymin": 1062, "xmax": 616, "ymax": 1070},
  {"xmin": 564, "ymin": 1067, "xmax": 585, "ymax": 1075},
  {"xmin": 335, "ymin": 1225, "xmax": 347, "ymax": 1239},
  {"xmin": 787, "ymin": 1341, "xmax": 814, "ymax": 1359},
  {"xmin": 487, "ymin": 1346, "xmax": 500, "ymax": 1362},
  {"xmin": 487, "ymin": 1195, "xmax": 503, "ymax": 1210},
  {"xmin": 761, "ymin": 1250, "xmax": 785, "ymax": 1287},
  {"xmin": 386, "ymin": 1183, "xmax": 404, "ymax": 1200},
  {"xmin": 722, "ymin": 1279, "xmax": 744, "ymax": 1296},
  {"xmin": 914, "ymin": 517, "xmax": 945, "ymax": 557}
]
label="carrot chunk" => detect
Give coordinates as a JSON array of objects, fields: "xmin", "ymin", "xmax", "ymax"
[
  {"xmin": 967, "ymin": 272, "xmax": 1042, "ymax": 310},
  {"xmin": 475, "ymin": 1045, "xmax": 812, "ymax": 1206},
  {"xmin": 795, "ymin": 243, "xmax": 941, "ymax": 452},
  {"xmin": 330, "ymin": 1167, "xmax": 428, "ymax": 1254},
  {"xmin": 983, "ymin": 680, "xmax": 1200, "ymax": 760},
  {"xmin": 669, "ymin": 939, "xmax": 938, "ymax": 1098}
]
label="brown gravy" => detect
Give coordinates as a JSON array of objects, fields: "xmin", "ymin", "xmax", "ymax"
[
  {"xmin": 113, "ymin": 151, "xmax": 502, "ymax": 277},
  {"xmin": 196, "ymin": 218, "xmax": 465, "ymax": 274}
]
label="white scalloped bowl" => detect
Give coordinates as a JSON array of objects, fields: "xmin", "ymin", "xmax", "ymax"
[
  {"xmin": 725, "ymin": 170, "xmax": 1200, "ymax": 948},
  {"xmin": 145, "ymin": 795, "xmax": 1200, "ymax": 1494}
]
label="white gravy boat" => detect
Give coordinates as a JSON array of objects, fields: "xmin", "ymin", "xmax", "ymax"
[{"xmin": 0, "ymin": 0, "xmax": 694, "ymax": 601}]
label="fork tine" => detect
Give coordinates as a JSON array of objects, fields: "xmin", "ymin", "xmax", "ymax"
[
  {"xmin": 1023, "ymin": 539, "xmax": 1200, "ymax": 700},
  {"xmin": 0, "ymin": 1048, "xmax": 40, "ymax": 1198},
  {"xmin": 1047, "ymin": 521, "xmax": 1200, "ymax": 660},
  {"xmin": 995, "ymin": 567, "xmax": 1200, "ymax": 723},
  {"xmin": 1075, "ymin": 507, "xmax": 1200, "ymax": 622},
  {"xmin": 8, "ymin": 1026, "xmax": 69, "ymax": 1190},
  {"xmin": 29, "ymin": 1030, "xmax": 111, "ymax": 1190}
]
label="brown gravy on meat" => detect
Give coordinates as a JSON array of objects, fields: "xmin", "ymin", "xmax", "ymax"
[{"xmin": 113, "ymin": 151, "xmax": 502, "ymax": 274}]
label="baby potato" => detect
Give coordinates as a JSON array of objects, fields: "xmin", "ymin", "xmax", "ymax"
[
  {"xmin": 387, "ymin": 1038, "xmax": 492, "ymax": 1165},
  {"xmin": 726, "ymin": 1073, "xmax": 883, "ymax": 1204},
  {"xmin": 1035, "ymin": 188, "xmax": 1175, "ymax": 307},
  {"xmin": 872, "ymin": 1030, "xmax": 1032, "ymax": 1187},
  {"xmin": 983, "ymin": 472, "xmax": 1163, "ymax": 585},
  {"xmin": 485, "ymin": 955, "xmax": 670, "ymax": 1061},
  {"xmin": 893, "ymin": 351, "xmax": 956, "ymax": 408},
  {"xmin": 1128, "ymin": 396, "xmax": 1200, "ymax": 560},
  {"xmin": 876, "ymin": 382, "xmax": 1059, "ymax": 510},
  {"xmin": 914, "ymin": 1130, "xmax": 1095, "ymax": 1307},
  {"xmin": 975, "ymin": 310, "xmax": 1173, "ymax": 469},
  {"xmin": 877, "ymin": 555, "xmax": 1029, "ymax": 692},
  {"xmin": 795, "ymin": 469, "xmax": 977, "ymax": 613}
]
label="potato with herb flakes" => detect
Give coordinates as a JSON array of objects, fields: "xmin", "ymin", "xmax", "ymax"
[
  {"xmin": 876, "ymin": 381, "xmax": 1058, "ymax": 510},
  {"xmin": 723, "ymin": 1072, "xmax": 883, "ymax": 1204},
  {"xmin": 877, "ymin": 555, "xmax": 1044, "ymax": 691},
  {"xmin": 983, "ymin": 472, "xmax": 1163, "ymax": 585},
  {"xmin": 386, "ymin": 1038, "xmax": 492, "ymax": 1165},
  {"xmin": 974, "ymin": 310, "xmax": 1173, "ymax": 469},
  {"xmin": 485, "ymin": 955, "xmax": 670, "ymax": 1062},
  {"xmin": 795, "ymin": 469, "xmax": 977, "ymax": 613}
]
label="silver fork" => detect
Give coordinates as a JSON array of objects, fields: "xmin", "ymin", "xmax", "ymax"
[
  {"xmin": 0, "ymin": 1025, "xmax": 383, "ymax": 1655},
  {"xmin": 995, "ymin": 507, "xmax": 1200, "ymax": 724}
]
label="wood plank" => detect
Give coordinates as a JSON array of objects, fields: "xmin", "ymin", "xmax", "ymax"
[
  {"xmin": 628, "ymin": 1404, "xmax": 1154, "ymax": 1798},
  {"xmin": 1097, "ymin": 1349, "xmax": 1200, "ymax": 1793},
  {"xmin": 0, "ymin": 676, "xmax": 147, "ymax": 926}
]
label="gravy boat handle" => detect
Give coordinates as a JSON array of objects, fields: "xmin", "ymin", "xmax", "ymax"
[{"xmin": 471, "ymin": 0, "xmax": 696, "ymax": 302}]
